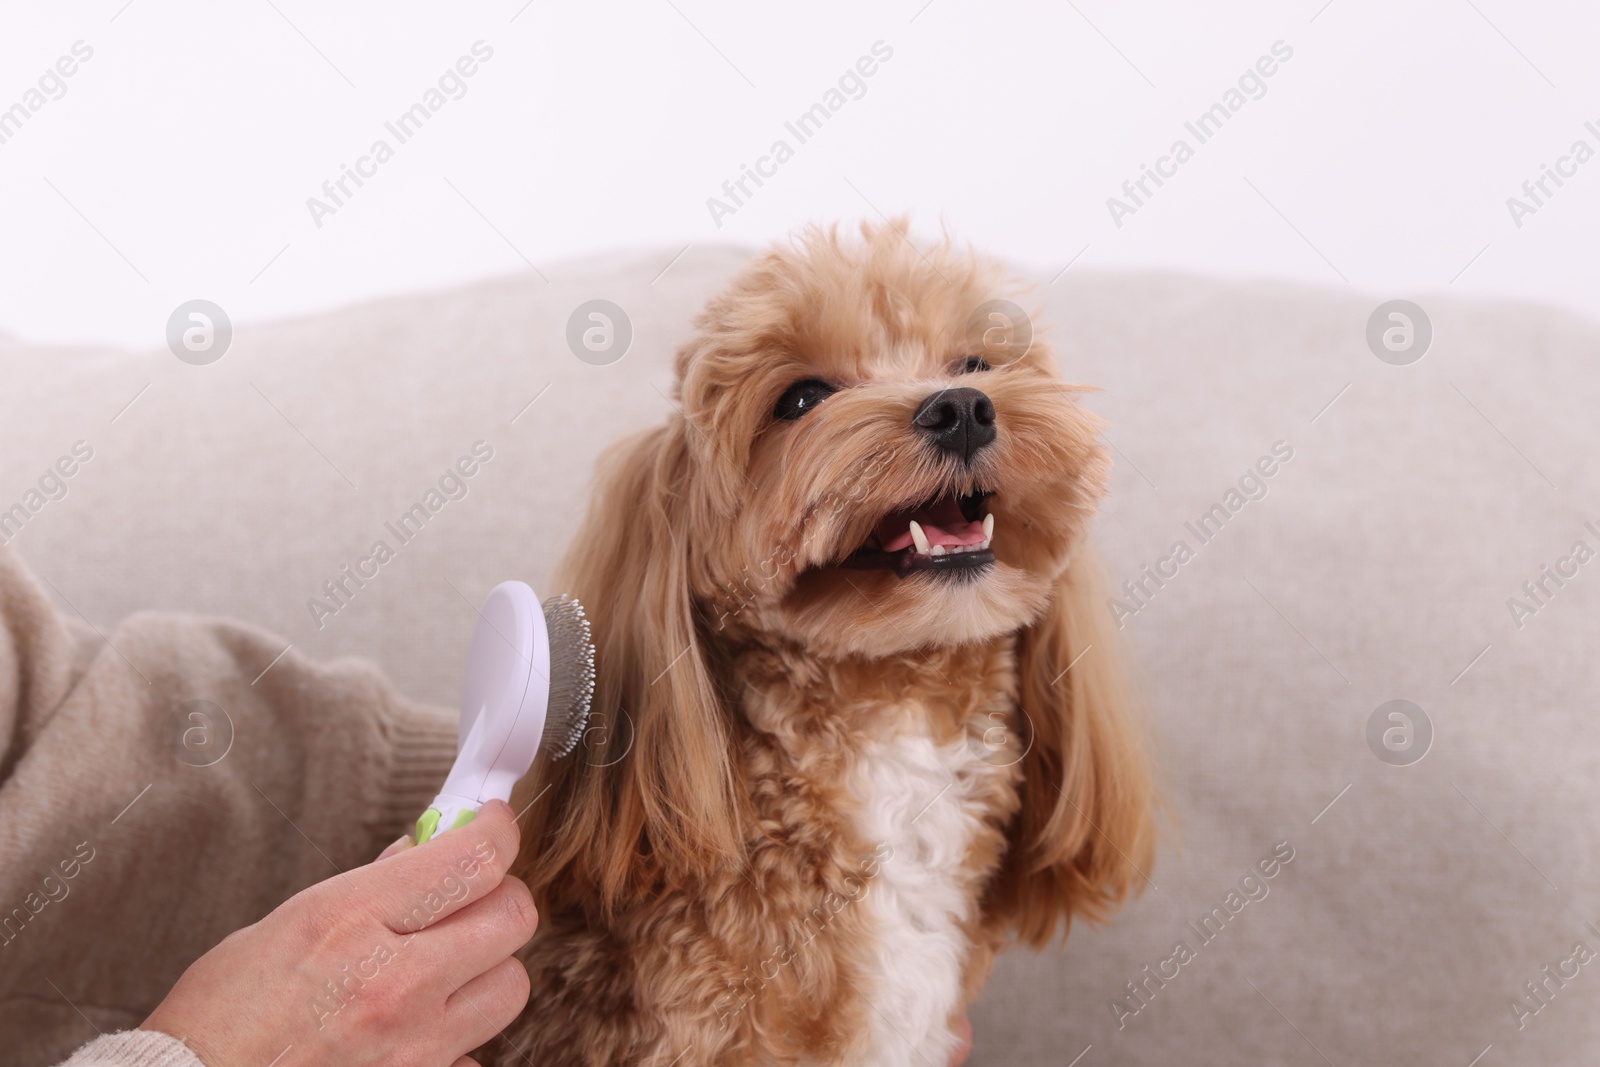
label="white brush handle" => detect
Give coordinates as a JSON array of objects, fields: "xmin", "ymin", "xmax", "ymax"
[{"xmin": 416, "ymin": 581, "xmax": 550, "ymax": 844}]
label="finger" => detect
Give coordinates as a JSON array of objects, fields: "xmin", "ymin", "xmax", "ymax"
[
  {"xmin": 353, "ymin": 800, "xmax": 524, "ymax": 933},
  {"xmin": 449, "ymin": 1059, "xmax": 479, "ymax": 1067},
  {"xmin": 949, "ymin": 1013, "xmax": 973, "ymax": 1067},
  {"xmin": 444, "ymin": 956, "xmax": 531, "ymax": 1054},
  {"xmin": 376, "ymin": 835, "xmax": 412, "ymax": 861},
  {"xmin": 413, "ymin": 876, "xmax": 539, "ymax": 990}
]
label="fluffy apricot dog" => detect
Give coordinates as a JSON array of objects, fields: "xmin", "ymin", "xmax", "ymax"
[{"xmin": 498, "ymin": 222, "xmax": 1154, "ymax": 1067}]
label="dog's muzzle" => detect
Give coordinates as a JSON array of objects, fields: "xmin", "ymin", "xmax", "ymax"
[{"xmin": 913, "ymin": 387, "xmax": 996, "ymax": 465}]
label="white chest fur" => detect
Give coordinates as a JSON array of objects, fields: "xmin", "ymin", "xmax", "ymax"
[{"xmin": 845, "ymin": 722, "xmax": 1002, "ymax": 1067}]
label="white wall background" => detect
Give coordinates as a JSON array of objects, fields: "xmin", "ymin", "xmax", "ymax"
[{"xmin": 1, "ymin": 0, "xmax": 1597, "ymax": 349}]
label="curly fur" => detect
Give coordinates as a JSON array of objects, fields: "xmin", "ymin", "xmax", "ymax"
[{"xmin": 492, "ymin": 221, "xmax": 1155, "ymax": 1067}]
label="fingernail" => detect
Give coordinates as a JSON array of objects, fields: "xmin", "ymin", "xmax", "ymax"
[{"xmin": 378, "ymin": 834, "xmax": 412, "ymax": 860}]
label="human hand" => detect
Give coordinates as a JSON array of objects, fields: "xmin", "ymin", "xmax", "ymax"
[{"xmin": 142, "ymin": 800, "xmax": 536, "ymax": 1067}]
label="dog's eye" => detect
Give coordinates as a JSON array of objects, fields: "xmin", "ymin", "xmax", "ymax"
[
  {"xmin": 773, "ymin": 379, "xmax": 836, "ymax": 421},
  {"xmin": 957, "ymin": 356, "xmax": 991, "ymax": 374}
]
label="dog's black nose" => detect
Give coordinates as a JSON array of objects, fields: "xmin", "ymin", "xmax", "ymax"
[{"xmin": 913, "ymin": 387, "xmax": 996, "ymax": 463}]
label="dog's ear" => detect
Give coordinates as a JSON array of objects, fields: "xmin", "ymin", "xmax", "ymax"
[
  {"xmin": 511, "ymin": 423, "xmax": 747, "ymax": 916},
  {"xmin": 987, "ymin": 550, "xmax": 1156, "ymax": 945}
]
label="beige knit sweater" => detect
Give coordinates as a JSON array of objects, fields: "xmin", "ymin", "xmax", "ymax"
[{"xmin": 0, "ymin": 547, "xmax": 458, "ymax": 1066}]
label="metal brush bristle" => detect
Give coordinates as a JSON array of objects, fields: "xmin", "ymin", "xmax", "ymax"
[{"xmin": 540, "ymin": 594, "xmax": 595, "ymax": 760}]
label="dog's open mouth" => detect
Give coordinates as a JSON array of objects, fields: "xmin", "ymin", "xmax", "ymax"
[{"xmin": 841, "ymin": 488, "xmax": 995, "ymax": 577}]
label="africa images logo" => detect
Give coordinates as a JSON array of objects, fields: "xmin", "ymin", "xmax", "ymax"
[{"xmin": 305, "ymin": 41, "xmax": 495, "ymax": 229}]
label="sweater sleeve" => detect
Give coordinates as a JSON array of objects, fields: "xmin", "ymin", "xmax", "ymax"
[
  {"xmin": 57, "ymin": 1031, "xmax": 205, "ymax": 1067},
  {"xmin": 0, "ymin": 547, "xmax": 458, "ymax": 1066}
]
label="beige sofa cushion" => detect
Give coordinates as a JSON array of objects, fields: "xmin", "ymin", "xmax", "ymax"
[{"xmin": 4, "ymin": 247, "xmax": 1596, "ymax": 1064}]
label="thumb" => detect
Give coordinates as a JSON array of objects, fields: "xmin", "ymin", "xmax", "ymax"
[{"xmin": 376, "ymin": 834, "xmax": 413, "ymax": 861}]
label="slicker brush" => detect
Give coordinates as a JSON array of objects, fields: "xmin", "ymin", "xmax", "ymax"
[{"xmin": 414, "ymin": 581, "xmax": 595, "ymax": 844}]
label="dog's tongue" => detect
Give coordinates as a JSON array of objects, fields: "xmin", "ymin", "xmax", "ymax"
[{"xmin": 876, "ymin": 495, "xmax": 986, "ymax": 552}]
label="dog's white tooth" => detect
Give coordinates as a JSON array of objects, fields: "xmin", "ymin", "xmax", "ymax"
[
  {"xmin": 909, "ymin": 520, "xmax": 930, "ymax": 555},
  {"xmin": 930, "ymin": 545, "xmax": 946, "ymax": 556},
  {"xmin": 983, "ymin": 513, "xmax": 994, "ymax": 541}
]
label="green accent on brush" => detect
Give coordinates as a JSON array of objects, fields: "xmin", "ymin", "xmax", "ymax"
[{"xmin": 414, "ymin": 806, "xmax": 476, "ymax": 845}]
